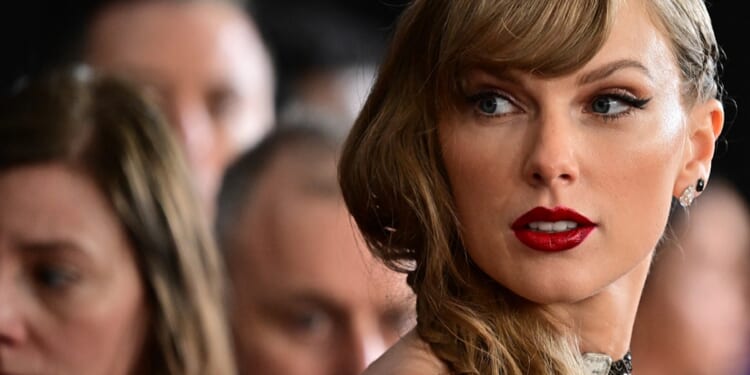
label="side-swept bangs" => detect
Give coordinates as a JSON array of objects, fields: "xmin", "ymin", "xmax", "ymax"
[{"xmin": 434, "ymin": 0, "xmax": 618, "ymax": 109}]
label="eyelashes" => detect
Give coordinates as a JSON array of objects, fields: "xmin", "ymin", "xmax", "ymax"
[
  {"xmin": 605, "ymin": 93, "xmax": 651, "ymax": 109},
  {"xmin": 465, "ymin": 89, "xmax": 652, "ymax": 121},
  {"xmin": 588, "ymin": 91, "xmax": 651, "ymax": 121},
  {"xmin": 467, "ymin": 91, "xmax": 519, "ymax": 117}
]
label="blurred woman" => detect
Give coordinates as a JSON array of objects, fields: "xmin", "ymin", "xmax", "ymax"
[
  {"xmin": 0, "ymin": 68, "xmax": 235, "ymax": 374},
  {"xmin": 632, "ymin": 178, "xmax": 750, "ymax": 375}
]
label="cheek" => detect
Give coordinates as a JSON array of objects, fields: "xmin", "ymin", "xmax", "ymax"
[
  {"xmin": 238, "ymin": 320, "xmax": 331, "ymax": 375},
  {"xmin": 438, "ymin": 121, "xmax": 517, "ymax": 212},
  {"xmin": 43, "ymin": 271, "xmax": 148, "ymax": 373},
  {"xmin": 598, "ymin": 115, "xmax": 685, "ymax": 247},
  {"xmin": 229, "ymin": 100, "xmax": 273, "ymax": 153},
  {"xmin": 437, "ymin": 122, "xmax": 524, "ymax": 288}
]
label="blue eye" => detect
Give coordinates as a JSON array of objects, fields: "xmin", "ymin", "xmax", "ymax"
[
  {"xmin": 591, "ymin": 97, "xmax": 629, "ymax": 115},
  {"xmin": 34, "ymin": 266, "xmax": 79, "ymax": 290},
  {"xmin": 471, "ymin": 93, "xmax": 517, "ymax": 117},
  {"xmin": 590, "ymin": 94, "xmax": 651, "ymax": 119}
]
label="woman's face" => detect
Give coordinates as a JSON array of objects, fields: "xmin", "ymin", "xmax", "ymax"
[
  {"xmin": 438, "ymin": 1, "xmax": 717, "ymax": 304},
  {"xmin": 0, "ymin": 164, "xmax": 148, "ymax": 374}
]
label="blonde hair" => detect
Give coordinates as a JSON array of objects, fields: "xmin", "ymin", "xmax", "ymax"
[
  {"xmin": 0, "ymin": 68, "xmax": 236, "ymax": 375},
  {"xmin": 338, "ymin": 0, "xmax": 721, "ymax": 374}
]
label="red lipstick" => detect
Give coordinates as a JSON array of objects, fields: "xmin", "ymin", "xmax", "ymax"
[{"xmin": 511, "ymin": 206, "xmax": 596, "ymax": 252}]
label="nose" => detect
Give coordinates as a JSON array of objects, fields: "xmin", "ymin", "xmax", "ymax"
[
  {"xmin": 0, "ymin": 271, "xmax": 28, "ymax": 346},
  {"xmin": 163, "ymin": 96, "xmax": 216, "ymax": 168},
  {"xmin": 522, "ymin": 110, "xmax": 580, "ymax": 188},
  {"xmin": 336, "ymin": 323, "xmax": 388, "ymax": 375},
  {"xmin": 165, "ymin": 96, "xmax": 220, "ymax": 202}
]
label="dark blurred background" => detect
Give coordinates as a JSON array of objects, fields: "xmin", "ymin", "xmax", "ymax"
[
  {"xmin": 2, "ymin": 0, "xmax": 746, "ymax": 200},
  {"xmin": 704, "ymin": 2, "xmax": 748, "ymax": 199}
]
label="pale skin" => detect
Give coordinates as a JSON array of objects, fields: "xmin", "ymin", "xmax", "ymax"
[
  {"xmin": 86, "ymin": 0, "xmax": 275, "ymax": 215},
  {"xmin": 364, "ymin": 0, "xmax": 723, "ymax": 373},
  {"xmin": 227, "ymin": 148, "xmax": 415, "ymax": 375},
  {"xmin": 0, "ymin": 164, "xmax": 147, "ymax": 374}
]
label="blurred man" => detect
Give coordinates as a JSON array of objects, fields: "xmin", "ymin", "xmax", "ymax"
[
  {"xmin": 217, "ymin": 126, "xmax": 415, "ymax": 375},
  {"xmin": 85, "ymin": 0, "xmax": 275, "ymax": 216}
]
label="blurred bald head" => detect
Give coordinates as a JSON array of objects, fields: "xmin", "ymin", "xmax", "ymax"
[{"xmin": 218, "ymin": 126, "xmax": 415, "ymax": 375}]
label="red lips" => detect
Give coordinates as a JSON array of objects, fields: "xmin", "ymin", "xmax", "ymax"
[{"xmin": 511, "ymin": 206, "xmax": 596, "ymax": 252}]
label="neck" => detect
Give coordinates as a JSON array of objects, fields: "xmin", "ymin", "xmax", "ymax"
[{"xmin": 544, "ymin": 251, "xmax": 653, "ymax": 359}]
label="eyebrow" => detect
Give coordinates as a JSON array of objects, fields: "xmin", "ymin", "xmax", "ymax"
[
  {"xmin": 258, "ymin": 292, "xmax": 345, "ymax": 318},
  {"xmin": 577, "ymin": 59, "xmax": 652, "ymax": 85},
  {"xmin": 21, "ymin": 240, "xmax": 86, "ymax": 255}
]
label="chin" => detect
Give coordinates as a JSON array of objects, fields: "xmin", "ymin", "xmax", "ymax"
[{"xmin": 508, "ymin": 278, "xmax": 601, "ymax": 306}]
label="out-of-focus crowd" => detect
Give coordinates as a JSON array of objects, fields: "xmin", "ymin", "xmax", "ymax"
[{"xmin": 0, "ymin": 1, "xmax": 748, "ymax": 374}]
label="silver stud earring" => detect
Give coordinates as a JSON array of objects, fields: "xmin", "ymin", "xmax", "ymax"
[{"xmin": 679, "ymin": 184, "xmax": 696, "ymax": 208}]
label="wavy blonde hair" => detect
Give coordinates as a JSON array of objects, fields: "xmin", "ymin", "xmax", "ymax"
[
  {"xmin": 338, "ymin": 0, "xmax": 721, "ymax": 374},
  {"xmin": 0, "ymin": 69, "xmax": 236, "ymax": 375}
]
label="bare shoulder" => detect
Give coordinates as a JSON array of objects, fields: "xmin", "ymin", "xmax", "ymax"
[{"xmin": 363, "ymin": 329, "xmax": 451, "ymax": 375}]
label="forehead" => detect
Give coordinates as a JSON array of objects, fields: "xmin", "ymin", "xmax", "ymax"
[
  {"xmin": 232, "ymin": 153, "xmax": 409, "ymax": 306},
  {"xmin": 87, "ymin": 1, "xmax": 269, "ymax": 88},
  {"xmin": 245, "ymin": 194, "xmax": 407, "ymax": 306},
  {"xmin": 462, "ymin": 0, "xmax": 678, "ymax": 93},
  {"xmin": 0, "ymin": 164, "xmax": 129, "ymax": 259},
  {"xmin": 452, "ymin": 0, "xmax": 674, "ymax": 76},
  {"xmin": 583, "ymin": 0, "xmax": 675, "ymax": 75}
]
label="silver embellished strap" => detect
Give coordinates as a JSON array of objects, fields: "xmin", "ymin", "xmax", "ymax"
[{"xmin": 582, "ymin": 351, "xmax": 632, "ymax": 375}]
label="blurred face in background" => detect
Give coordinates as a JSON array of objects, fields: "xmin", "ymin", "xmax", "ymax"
[
  {"xmin": 633, "ymin": 183, "xmax": 750, "ymax": 375},
  {"xmin": 226, "ymin": 148, "xmax": 415, "ymax": 375},
  {"xmin": 0, "ymin": 164, "xmax": 147, "ymax": 374},
  {"xmin": 86, "ymin": 0, "xmax": 275, "ymax": 213}
]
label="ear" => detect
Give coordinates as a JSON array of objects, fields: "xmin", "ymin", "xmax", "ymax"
[{"xmin": 673, "ymin": 98, "xmax": 724, "ymax": 197}]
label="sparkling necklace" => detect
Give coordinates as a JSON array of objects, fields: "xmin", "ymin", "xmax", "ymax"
[{"xmin": 582, "ymin": 351, "xmax": 632, "ymax": 375}]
